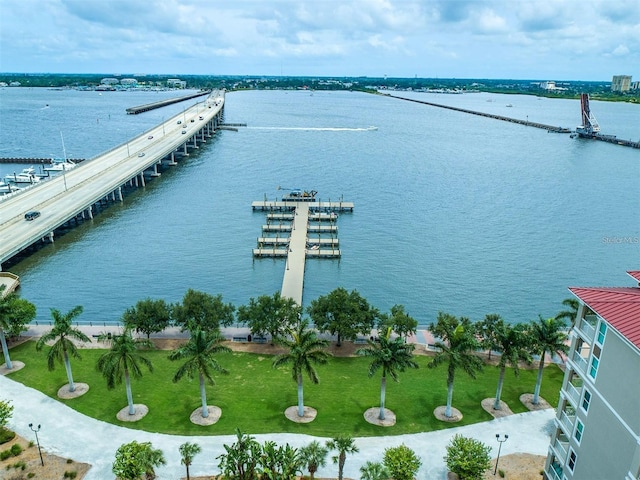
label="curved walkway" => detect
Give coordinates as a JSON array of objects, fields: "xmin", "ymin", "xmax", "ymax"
[{"xmin": 1, "ymin": 374, "xmax": 555, "ymax": 479}]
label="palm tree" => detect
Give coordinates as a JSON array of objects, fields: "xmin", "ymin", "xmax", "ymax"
[
  {"xmin": 299, "ymin": 440, "xmax": 329, "ymax": 480},
  {"xmin": 0, "ymin": 286, "xmax": 36, "ymax": 370},
  {"xmin": 96, "ymin": 327, "xmax": 154, "ymax": 416},
  {"xmin": 272, "ymin": 320, "xmax": 331, "ymax": 418},
  {"xmin": 428, "ymin": 312, "xmax": 484, "ymax": 418},
  {"xmin": 35, "ymin": 305, "xmax": 90, "ymax": 393},
  {"xmin": 326, "ymin": 434, "xmax": 358, "ymax": 480},
  {"xmin": 555, "ymin": 298, "xmax": 580, "ymax": 333},
  {"xmin": 492, "ymin": 320, "xmax": 532, "ymax": 409},
  {"xmin": 169, "ymin": 328, "xmax": 231, "ymax": 418},
  {"xmin": 179, "ymin": 442, "xmax": 202, "ymax": 480},
  {"xmin": 356, "ymin": 327, "xmax": 418, "ymax": 420},
  {"xmin": 360, "ymin": 461, "xmax": 389, "ymax": 480},
  {"xmin": 530, "ymin": 316, "xmax": 569, "ymax": 405}
]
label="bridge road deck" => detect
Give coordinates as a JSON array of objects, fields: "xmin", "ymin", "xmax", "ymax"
[
  {"xmin": 280, "ymin": 203, "xmax": 310, "ymax": 305},
  {"xmin": 0, "ymin": 91, "xmax": 225, "ymax": 268}
]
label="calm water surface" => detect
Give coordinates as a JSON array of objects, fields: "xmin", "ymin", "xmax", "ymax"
[{"xmin": 1, "ymin": 88, "xmax": 638, "ymax": 326}]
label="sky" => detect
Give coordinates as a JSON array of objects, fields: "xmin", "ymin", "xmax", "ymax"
[{"xmin": 1, "ymin": 0, "xmax": 638, "ymax": 81}]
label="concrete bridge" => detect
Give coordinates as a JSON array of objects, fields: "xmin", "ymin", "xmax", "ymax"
[{"xmin": 0, "ymin": 90, "xmax": 226, "ymax": 270}]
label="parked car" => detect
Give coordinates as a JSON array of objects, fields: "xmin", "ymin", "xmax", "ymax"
[{"xmin": 25, "ymin": 211, "xmax": 40, "ymax": 221}]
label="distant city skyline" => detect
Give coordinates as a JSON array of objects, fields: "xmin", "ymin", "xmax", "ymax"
[{"xmin": 1, "ymin": 0, "xmax": 638, "ymax": 81}]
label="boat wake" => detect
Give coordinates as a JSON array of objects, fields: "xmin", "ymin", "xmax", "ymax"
[{"xmin": 248, "ymin": 126, "xmax": 378, "ymax": 132}]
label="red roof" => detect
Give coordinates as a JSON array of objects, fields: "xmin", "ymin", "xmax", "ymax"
[
  {"xmin": 627, "ymin": 271, "xmax": 640, "ymax": 284},
  {"xmin": 570, "ymin": 286, "xmax": 640, "ymax": 351}
]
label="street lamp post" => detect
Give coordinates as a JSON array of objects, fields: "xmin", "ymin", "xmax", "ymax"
[
  {"xmin": 494, "ymin": 434, "xmax": 508, "ymax": 475},
  {"xmin": 28, "ymin": 423, "xmax": 44, "ymax": 466}
]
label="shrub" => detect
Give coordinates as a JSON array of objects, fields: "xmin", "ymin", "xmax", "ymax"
[
  {"xmin": 0, "ymin": 427, "xmax": 16, "ymax": 445},
  {"xmin": 10, "ymin": 443, "xmax": 23, "ymax": 456},
  {"xmin": 0, "ymin": 400, "xmax": 14, "ymax": 429},
  {"xmin": 499, "ymin": 469, "xmax": 505, "ymax": 477},
  {"xmin": 12, "ymin": 460, "xmax": 27, "ymax": 470},
  {"xmin": 64, "ymin": 471, "xmax": 78, "ymax": 479},
  {"xmin": 66, "ymin": 458, "xmax": 73, "ymax": 464},
  {"xmin": 444, "ymin": 434, "xmax": 492, "ymax": 480},
  {"xmin": 28, "ymin": 473, "xmax": 36, "ymax": 478},
  {"xmin": 1, "ymin": 449, "xmax": 12, "ymax": 460},
  {"xmin": 383, "ymin": 444, "xmax": 421, "ymax": 480}
]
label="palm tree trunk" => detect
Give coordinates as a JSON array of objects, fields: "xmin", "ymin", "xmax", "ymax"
[
  {"xmin": 186, "ymin": 464, "xmax": 190, "ymax": 480},
  {"xmin": 63, "ymin": 350, "xmax": 75, "ymax": 392},
  {"xmin": 494, "ymin": 366, "xmax": 506, "ymax": 409},
  {"xmin": 337, "ymin": 333, "xmax": 342, "ymax": 347},
  {"xmin": 0, "ymin": 329, "xmax": 13, "ymax": 369},
  {"xmin": 379, "ymin": 375, "xmax": 386, "ymax": 420},
  {"xmin": 199, "ymin": 373, "xmax": 209, "ymax": 418},
  {"xmin": 533, "ymin": 351, "xmax": 545, "ymax": 405},
  {"xmin": 338, "ymin": 453, "xmax": 345, "ymax": 480},
  {"xmin": 297, "ymin": 375, "xmax": 304, "ymax": 417},
  {"xmin": 446, "ymin": 377, "xmax": 454, "ymax": 418},
  {"xmin": 125, "ymin": 369, "xmax": 135, "ymax": 415}
]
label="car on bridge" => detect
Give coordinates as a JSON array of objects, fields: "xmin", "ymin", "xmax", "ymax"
[
  {"xmin": 147, "ymin": 135, "xmax": 153, "ymax": 140},
  {"xmin": 138, "ymin": 152, "xmax": 145, "ymax": 157},
  {"xmin": 25, "ymin": 211, "xmax": 40, "ymax": 221}
]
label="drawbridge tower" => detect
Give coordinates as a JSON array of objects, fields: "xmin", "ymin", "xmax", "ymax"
[{"xmin": 576, "ymin": 93, "xmax": 600, "ymax": 137}]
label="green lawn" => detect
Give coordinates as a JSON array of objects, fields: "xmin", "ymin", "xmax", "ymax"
[{"xmin": 6, "ymin": 341, "xmax": 563, "ymax": 437}]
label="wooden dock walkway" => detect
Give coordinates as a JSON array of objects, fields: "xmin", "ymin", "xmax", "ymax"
[
  {"xmin": 280, "ymin": 203, "xmax": 310, "ymax": 304},
  {"xmin": 252, "ymin": 194, "xmax": 352, "ymax": 306}
]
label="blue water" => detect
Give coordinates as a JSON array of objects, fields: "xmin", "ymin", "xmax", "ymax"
[{"xmin": 1, "ymin": 87, "xmax": 638, "ymax": 326}]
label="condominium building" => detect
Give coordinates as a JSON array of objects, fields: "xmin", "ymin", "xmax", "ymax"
[
  {"xmin": 544, "ymin": 271, "xmax": 640, "ymax": 480},
  {"xmin": 612, "ymin": 75, "xmax": 632, "ymax": 92}
]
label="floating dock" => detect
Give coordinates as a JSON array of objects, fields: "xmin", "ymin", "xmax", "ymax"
[{"xmin": 252, "ymin": 193, "xmax": 352, "ymax": 305}]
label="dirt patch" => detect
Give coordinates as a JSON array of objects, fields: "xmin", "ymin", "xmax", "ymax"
[
  {"xmin": 363, "ymin": 407, "xmax": 396, "ymax": 427},
  {"xmin": 434, "ymin": 405, "xmax": 463, "ymax": 422},
  {"xmin": 0, "ymin": 433, "xmax": 91, "ymax": 480},
  {"xmin": 481, "ymin": 398, "xmax": 514, "ymax": 418},
  {"xmin": 284, "ymin": 406, "xmax": 317, "ymax": 423},
  {"xmin": 484, "ymin": 453, "xmax": 546, "ymax": 479},
  {"xmin": 520, "ymin": 393, "xmax": 552, "ymax": 411}
]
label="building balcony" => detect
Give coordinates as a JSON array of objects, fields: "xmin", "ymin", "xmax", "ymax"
[
  {"xmin": 564, "ymin": 381, "xmax": 582, "ymax": 407},
  {"xmin": 577, "ymin": 315, "xmax": 597, "ymax": 342},
  {"xmin": 571, "ymin": 350, "xmax": 588, "ymax": 375},
  {"xmin": 546, "ymin": 461, "xmax": 564, "ymax": 480},
  {"xmin": 558, "ymin": 410, "xmax": 576, "ymax": 435},
  {"xmin": 551, "ymin": 437, "xmax": 569, "ymax": 463}
]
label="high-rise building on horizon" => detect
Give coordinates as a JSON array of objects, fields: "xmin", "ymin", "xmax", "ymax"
[{"xmin": 611, "ymin": 75, "xmax": 632, "ymax": 92}]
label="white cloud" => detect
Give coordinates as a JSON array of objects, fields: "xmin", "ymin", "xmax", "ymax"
[{"xmin": 0, "ymin": 0, "xmax": 637, "ymax": 79}]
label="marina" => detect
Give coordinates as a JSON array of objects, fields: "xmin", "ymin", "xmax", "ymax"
[{"xmin": 252, "ymin": 193, "xmax": 353, "ymax": 305}]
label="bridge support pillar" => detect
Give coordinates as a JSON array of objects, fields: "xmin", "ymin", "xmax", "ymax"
[
  {"xmin": 183, "ymin": 143, "xmax": 189, "ymax": 156},
  {"xmin": 168, "ymin": 152, "xmax": 177, "ymax": 165},
  {"xmin": 46, "ymin": 232, "xmax": 54, "ymax": 243},
  {"xmin": 86, "ymin": 206, "xmax": 93, "ymax": 219},
  {"xmin": 192, "ymin": 136, "xmax": 198, "ymax": 149},
  {"xmin": 139, "ymin": 172, "xmax": 146, "ymax": 187},
  {"xmin": 150, "ymin": 164, "xmax": 161, "ymax": 177},
  {"xmin": 117, "ymin": 187, "xmax": 123, "ymax": 202}
]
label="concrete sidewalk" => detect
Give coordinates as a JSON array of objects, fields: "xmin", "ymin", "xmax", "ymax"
[{"xmin": 1, "ymin": 374, "xmax": 555, "ymax": 480}]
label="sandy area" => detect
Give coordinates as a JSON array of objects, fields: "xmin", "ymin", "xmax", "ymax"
[{"xmin": 0, "ymin": 433, "xmax": 91, "ymax": 480}]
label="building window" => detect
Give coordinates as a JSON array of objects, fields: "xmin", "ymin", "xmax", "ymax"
[
  {"xmin": 574, "ymin": 420, "xmax": 584, "ymax": 443},
  {"xmin": 597, "ymin": 322, "xmax": 607, "ymax": 345},
  {"xmin": 582, "ymin": 389, "xmax": 591, "ymax": 412},
  {"xmin": 589, "ymin": 345, "xmax": 601, "ymax": 379},
  {"xmin": 568, "ymin": 449, "xmax": 577, "ymax": 472}
]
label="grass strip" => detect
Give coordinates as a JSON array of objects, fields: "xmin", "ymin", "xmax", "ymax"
[{"xmin": 6, "ymin": 341, "xmax": 562, "ymax": 437}]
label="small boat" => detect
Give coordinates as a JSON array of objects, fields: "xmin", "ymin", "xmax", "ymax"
[
  {"xmin": 43, "ymin": 158, "xmax": 76, "ymax": 172},
  {"xmin": 0, "ymin": 180, "xmax": 19, "ymax": 193},
  {"xmin": 4, "ymin": 167, "xmax": 40, "ymax": 184},
  {"xmin": 278, "ymin": 187, "xmax": 318, "ymax": 201},
  {"xmin": 506, "ymin": 104, "xmax": 513, "ymax": 107}
]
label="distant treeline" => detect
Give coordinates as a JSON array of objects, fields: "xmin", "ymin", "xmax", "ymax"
[{"xmin": 1, "ymin": 72, "xmax": 637, "ymax": 103}]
